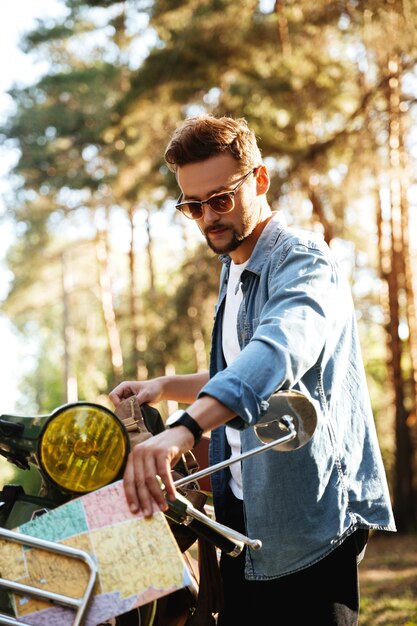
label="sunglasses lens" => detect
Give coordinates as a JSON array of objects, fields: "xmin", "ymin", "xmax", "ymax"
[
  {"xmin": 208, "ymin": 193, "xmax": 233, "ymax": 213},
  {"xmin": 176, "ymin": 190, "xmax": 236, "ymax": 219},
  {"xmin": 184, "ymin": 202, "xmax": 203, "ymax": 220}
]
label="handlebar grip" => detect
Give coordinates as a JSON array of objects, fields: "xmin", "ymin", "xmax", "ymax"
[
  {"xmin": 183, "ymin": 518, "xmax": 244, "ymax": 557},
  {"xmin": 165, "ymin": 492, "xmax": 262, "ymax": 555},
  {"xmin": 164, "ymin": 499, "xmax": 243, "ymax": 556}
]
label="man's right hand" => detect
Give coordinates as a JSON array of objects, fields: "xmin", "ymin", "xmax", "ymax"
[{"xmin": 122, "ymin": 425, "xmax": 195, "ymax": 517}]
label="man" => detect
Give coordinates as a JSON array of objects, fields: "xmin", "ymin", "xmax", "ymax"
[{"xmin": 109, "ymin": 114, "xmax": 396, "ymax": 625}]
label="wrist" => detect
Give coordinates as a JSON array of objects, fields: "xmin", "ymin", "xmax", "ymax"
[{"xmin": 166, "ymin": 410, "xmax": 203, "ymax": 447}]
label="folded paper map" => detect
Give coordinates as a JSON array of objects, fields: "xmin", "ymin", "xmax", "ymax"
[{"xmin": 0, "ymin": 479, "xmax": 192, "ymax": 625}]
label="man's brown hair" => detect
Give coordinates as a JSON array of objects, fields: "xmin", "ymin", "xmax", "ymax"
[{"xmin": 164, "ymin": 114, "xmax": 262, "ymax": 173}]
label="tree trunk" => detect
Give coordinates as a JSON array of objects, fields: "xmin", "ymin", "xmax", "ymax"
[
  {"xmin": 95, "ymin": 232, "xmax": 124, "ymax": 383},
  {"xmin": 145, "ymin": 208, "xmax": 157, "ymax": 301},
  {"xmin": 307, "ymin": 182, "xmax": 334, "ymax": 244},
  {"xmin": 127, "ymin": 205, "xmax": 139, "ymax": 378},
  {"xmin": 274, "ymin": 0, "xmax": 292, "ymax": 55},
  {"xmin": 383, "ymin": 56, "xmax": 416, "ymax": 530},
  {"xmin": 190, "ymin": 319, "xmax": 208, "ymax": 373},
  {"xmin": 61, "ymin": 250, "xmax": 78, "ymax": 403}
]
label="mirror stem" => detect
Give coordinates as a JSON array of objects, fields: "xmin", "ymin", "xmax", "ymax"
[{"xmin": 174, "ymin": 417, "xmax": 296, "ymax": 489}]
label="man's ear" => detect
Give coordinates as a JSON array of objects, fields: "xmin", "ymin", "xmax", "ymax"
[{"xmin": 255, "ymin": 165, "xmax": 270, "ymax": 195}]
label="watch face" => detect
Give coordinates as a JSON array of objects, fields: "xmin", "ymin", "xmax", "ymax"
[{"xmin": 165, "ymin": 410, "xmax": 185, "ymax": 426}]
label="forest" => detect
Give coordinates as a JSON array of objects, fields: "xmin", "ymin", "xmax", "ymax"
[{"xmin": 0, "ymin": 0, "xmax": 416, "ymax": 532}]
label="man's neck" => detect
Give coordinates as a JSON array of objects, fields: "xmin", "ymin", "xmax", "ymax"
[{"xmin": 230, "ymin": 208, "xmax": 273, "ymax": 264}]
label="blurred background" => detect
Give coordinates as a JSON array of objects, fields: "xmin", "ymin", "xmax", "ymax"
[{"xmin": 0, "ymin": 0, "xmax": 416, "ymax": 532}]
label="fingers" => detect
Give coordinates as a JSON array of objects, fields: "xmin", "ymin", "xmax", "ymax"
[
  {"xmin": 135, "ymin": 447, "xmax": 169, "ymax": 517},
  {"xmin": 123, "ymin": 454, "xmax": 141, "ymax": 513},
  {"xmin": 156, "ymin": 457, "xmax": 177, "ymax": 503},
  {"xmin": 123, "ymin": 433, "xmax": 183, "ymax": 518},
  {"xmin": 109, "ymin": 379, "xmax": 163, "ymax": 407},
  {"xmin": 124, "ymin": 453, "xmax": 164, "ymax": 518},
  {"xmin": 109, "ymin": 381, "xmax": 140, "ymax": 406}
]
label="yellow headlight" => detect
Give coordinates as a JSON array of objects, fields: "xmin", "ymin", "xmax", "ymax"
[{"xmin": 40, "ymin": 403, "xmax": 129, "ymax": 494}]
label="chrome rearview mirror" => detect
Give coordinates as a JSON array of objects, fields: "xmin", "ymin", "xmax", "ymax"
[
  {"xmin": 174, "ymin": 390, "xmax": 317, "ymax": 490},
  {"xmin": 254, "ymin": 389, "xmax": 317, "ymax": 451}
]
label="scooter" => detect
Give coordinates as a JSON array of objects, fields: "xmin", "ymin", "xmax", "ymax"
[{"xmin": 0, "ymin": 390, "xmax": 317, "ymax": 626}]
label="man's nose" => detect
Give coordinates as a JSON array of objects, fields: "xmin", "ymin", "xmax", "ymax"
[{"xmin": 200, "ymin": 202, "xmax": 220, "ymax": 223}]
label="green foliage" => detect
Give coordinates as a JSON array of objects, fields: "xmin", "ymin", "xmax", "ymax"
[
  {"xmin": 1, "ymin": 0, "xmax": 417, "ymax": 524},
  {"xmin": 0, "ymin": 458, "xmax": 42, "ymax": 495}
]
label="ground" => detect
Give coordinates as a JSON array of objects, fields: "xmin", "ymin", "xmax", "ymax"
[{"xmin": 359, "ymin": 532, "xmax": 417, "ymax": 625}]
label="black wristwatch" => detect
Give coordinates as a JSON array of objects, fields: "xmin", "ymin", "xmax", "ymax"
[{"xmin": 166, "ymin": 411, "xmax": 203, "ymax": 447}]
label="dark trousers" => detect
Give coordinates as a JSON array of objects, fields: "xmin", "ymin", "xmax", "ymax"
[{"xmin": 217, "ymin": 488, "xmax": 368, "ymax": 626}]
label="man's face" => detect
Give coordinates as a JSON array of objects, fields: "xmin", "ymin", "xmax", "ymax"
[{"xmin": 177, "ymin": 153, "xmax": 266, "ymax": 262}]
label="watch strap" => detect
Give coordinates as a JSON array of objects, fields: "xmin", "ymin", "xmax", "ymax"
[{"xmin": 167, "ymin": 411, "xmax": 203, "ymax": 447}]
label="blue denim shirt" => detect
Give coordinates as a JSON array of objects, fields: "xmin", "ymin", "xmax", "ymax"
[{"xmin": 199, "ymin": 212, "xmax": 396, "ymax": 580}]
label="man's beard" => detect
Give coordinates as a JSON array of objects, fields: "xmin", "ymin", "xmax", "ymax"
[
  {"xmin": 203, "ymin": 206, "xmax": 258, "ymax": 254},
  {"xmin": 204, "ymin": 228, "xmax": 249, "ymax": 254}
]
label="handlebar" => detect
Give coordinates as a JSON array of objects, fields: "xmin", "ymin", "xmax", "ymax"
[
  {"xmin": 173, "ymin": 423, "xmax": 297, "ymax": 491},
  {"xmin": 165, "ymin": 491, "xmax": 262, "ymax": 556}
]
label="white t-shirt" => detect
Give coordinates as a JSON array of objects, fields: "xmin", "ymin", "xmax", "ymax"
[{"xmin": 222, "ymin": 259, "xmax": 249, "ymax": 500}]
